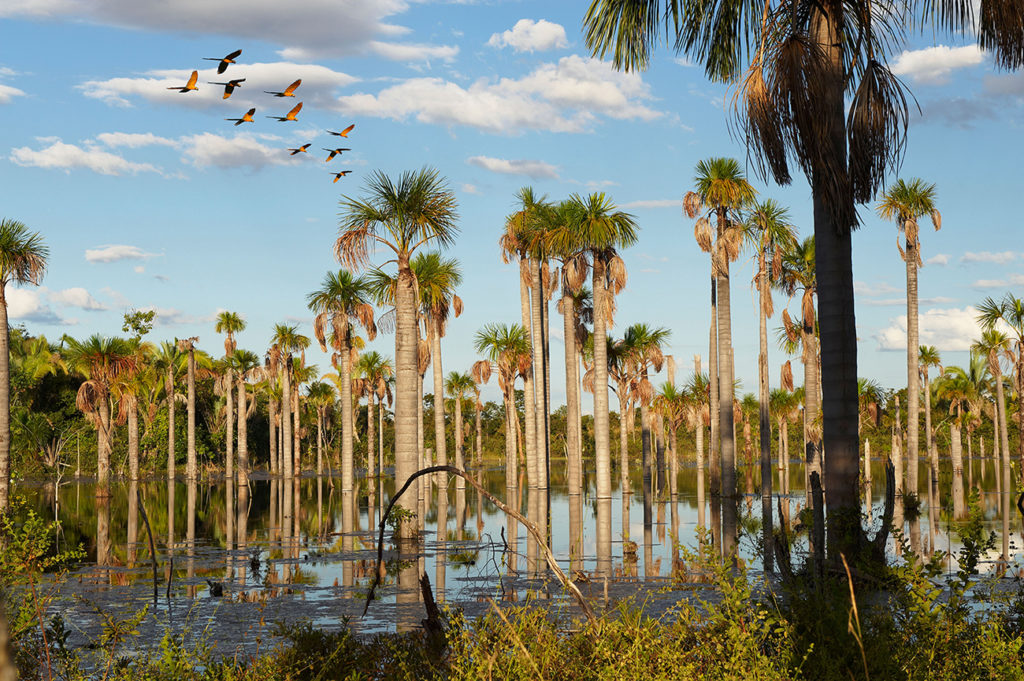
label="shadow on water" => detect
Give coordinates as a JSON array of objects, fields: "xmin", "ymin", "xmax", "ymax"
[{"xmin": 18, "ymin": 451, "xmax": 1024, "ymax": 655}]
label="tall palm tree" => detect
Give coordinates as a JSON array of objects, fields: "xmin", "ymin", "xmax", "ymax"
[
  {"xmin": 0, "ymin": 219, "xmax": 47, "ymax": 509},
  {"xmin": 936, "ymin": 367, "xmax": 973, "ymax": 518},
  {"xmin": 550, "ymin": 192, "xmax": 638, "ymax": 502},
  {"xmin": 603, "ymin": 334, "xmax": 634, "ymax": 492},
  {"xmin": 306, "ymin": 381, "xmax": 336, "ymax": 479},
  {"xmin": 972, "ymin": 328, "xmax": 1013, "ymax": 480},
  {"xmin": 176, "ymin": 336, "xmax": 200, "ymax": 480},
  {"xmin": 215, "ymin": 311, "xmax": 246, "ymax": 481},
  {"xmin": 62, "ymin": 335, "xmax": 137, "ymax": 493},
  {"xmin": 290, "ymin": 356, "xmax": 316, "ymax": 474},
  {"xmin": 685, "ymin": 158, "xmax": 756, "ymax": 505},
  {"xmin": 230, "ymin": 349, "xmax": 261, "ymax": 486},
  {"xmin": 918, "ymin": 345, "xmax": 942, "ymax": 503},
  {"xmin": 744, "ymin": 198, "xmax": 796, "ymax": 560},
  {"xmin": 877, "ymin": 179, "xmax": 941, "ymax": 496},
  {"xmin": 978, "ymin": 294, "xmax": 1024, "ymax": 468},
  {"xmin": 622, "ymin": 323, "xmax": 671, "ymax": 488},
  {"xmin": 474, "ymin": 323, "xmax": 531, "ymax": 487},
  {"xmin": 114, "ymin": 338, "xmax": 153, "ymax": 482},
  {"xmin": 269, "ymin": 324, "xmax": 308, "ymax": 479},
  {"xmin": 308, "ymin": 269, "xmax": 377, "ymax": 494},
  {"xmin": 355, "ymin": 351, "xmax": 392, "ymax": 478},
  {"xmin": 582, "ymin": 0, "xmax": 1024, "ymax": 560},
  {"xmin": 445, "ymin": 371, "xmax": 476, "ymax": 477},
  {"xmin": 336, "ymin": 168, "xmax": 458, "ymax": 522},
  {"xmin": 153, "ymin": 341, "xmax": 183, "ymax": 479}
]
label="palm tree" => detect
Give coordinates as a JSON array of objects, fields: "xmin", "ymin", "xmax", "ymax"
[
  {"xmin": 603, "ymin": 334, "xmax": 634, "ymax": 492},
  {"xmin": 175, "ymin": 337, "xmax": 201, "ymax": 480},
  {"xmin": 549, "ymin": 192, "xmax": 638, "ymax": 502},
  {"xmin": 290, "ymin": 356, "xmax": 316, "ymax": 473},
  {"xmin": 621, "ymin": 324, "xmax": 671, "ymax": 489},
  {"xmin": 744, "ymin": 198, "xmax": 796, "ymax": 559},
  {"xmin": 936, "ymin": 367, "xmax": 973, "ymax": 518},
  {"xmin": 978, "ymin": 294, "xmax": 1024, "ymax": 469},
  {"xmin": 445, "ymin": 371, "xmax": 476, "ymax": 477},
  {"xmin": 308, "ymin": 269, "xmax": 377, "ymax": 494},
  {"xmin": 582, "ymin": 0, "xmax": 1024, "ymax": 560},
  {"xmin": 215, "ymin": 311, "xmax": 246, "ymax": 481},
  {"xmin": 918, "ymin": 345, "xmax": 942, "ymax": 503},
  {"xmin": 354, "ymin": 351, "xmax": 392, "ymax": 478},
  {"xmin": 62, "ymin": 335, "xmax": 137, "ymax": 493},
  {"xmin": 972, "ymin": 328, "xmax": 1013, "ymax": 481},
  {"xmin": 474, "ymin": 323, "xmax": 531, "ymax": 487},
  {"xmin": 877, "ymin": 179, "xmax": 941, "ymax": 496},
  {"xmin": 269, "ymin": 324, "xmax": 307, "ymax": 479},
  {"xmin": 336, "ymin": 168, "xmax": 458, "ymax": 522},
  {"xmin": 306, "ymin": 381, "xmax": 336, "ymax": 479},
  {"xmin": 114, "ymin": 338, "xmax": 153, "ymax": 482},
  {"xmin": 153, "ymin": 341, "xmax": 183, "ymax": 479},
  {"xmin": 230, "ymin": 349, "xmax": 261, "ymax": 486},
  {"xmin": 0, "ymin": 219, "xmax": 47, "ymax": 509},
  {"xmin": 685, "ymin": 158, "xmax": 757, "ymax": 506}
]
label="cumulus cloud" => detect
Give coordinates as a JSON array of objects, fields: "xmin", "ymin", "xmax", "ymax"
[
  {"xmin": 140, "ymin": 306, "xmax": 216, "ymax": 327},
  {"xmin": 971, "ymin": 273, "xmax": 1024, "ymax": 289},
  {"xmin": 4, "ymin": 287, "xmax": 62, "ymax": 324},
  {"xmin": 336, "ymin": 55, "xmax": 660, "ymax": 134},
  {"xmin": 621, "ymin": 199, "xmax": 679, "ymax": 209},
  {"xmin": 488, "ymin": 19, "xmax": 568, "ymax": 53},
  {"xmin": 179, "ymin": 132, "xmax": 304, "ymax": 171},
  {"xmin": 874, "ymin": 306, "xmax": 987, "ymax": 351},
  {"xmin": 369, "ymin": 40, "xmax": 458, "ymax": 63},
  {"xmin": 854, "ymin": 281, "xmax": 900, "ymax": 296},
  {"xmin": 49, "ymin": 287, "xmax": 106, "ymax": 310},
  {"xmin": 891, "ymin": 45, "xmax": 985, "ymax": 85},
  {"xmin": 94, "ymin": 132, "xmax": 177, "ymax": 148},
  {"xmin": 0, "ymin": 83, "xmax": 25, "ymax": 104},
  {"xmin": 925, "ymin": 253, "xmax": 950, "ymax": 266},
  {"xmin": 467, "ymin": 155, "xmax": 558, "ymax": 179},
  {"xmin": 79, "ymin": 62, "xmax": 358, "ymax": 109},
  {"xmin": 460, "ymin": 183, "xmax": 481, "ymax": 195},
  {"xmin": 85, "ymin": 245, "xmax": 159, "ymax": 263},
  {"xmin": 10, "ymin": 138, "xmax": 160, "ymax": 176},
  {"xmin": 961, "ymin": 250, "xmax": 1016, "ymax": 264},
  {"xmin": 861, "ymin": 296, "xmax": 957, "ymax": 307},
  {"xmin": 4, "ymin": 0, "xmax": 411, "ymax": 58}
]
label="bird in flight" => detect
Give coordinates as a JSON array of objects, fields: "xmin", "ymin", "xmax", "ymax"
[
  {"xmin": 327, "ymin": 124, "xmax": 355, "ymax": 138},
  {"xmin": 267, "ymin": 102, "xmax": 303, "ymax": 122},
  {"xmin": 209, "ymin": 78, "xmax": 246, "ymax": 99},
  {"xmin": 167, "ymin": 70, "xmax": 199, "ymax": 93},
  {"xmin": 323, "ymin": 147, "xmax": 351, "ymax": 162},
  {"xmin": 330, "ymin": 171, "xmax": 353, "ymax": 183},
  {"xmin": 226, "ymin": 108, "xmax": 256, "ymax": 126},
  {"xmin": 265, "ymin": 79, "xmax": 301, "ymax": 97},
  {"xmin": 203, "ymin": 49, "xmax": 242, "ymax": 75},
  {"xmin": 288, "ymin": 143, "xmax": 311, "ymax": 155}
]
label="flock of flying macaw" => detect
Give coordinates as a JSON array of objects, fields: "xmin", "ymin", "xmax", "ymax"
[{"xmin": 168, "ymin": 49, "xmax": 357, "ymax": 182}]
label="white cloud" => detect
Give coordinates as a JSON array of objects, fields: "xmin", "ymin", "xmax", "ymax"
[
  {"xmin": 78, "ymin": 62, "xmax": 358, "ymax": 109},
  {"xmin": 621, "ymin": 199, "xmax": 679, "ymax": 209},
  {"xmin": 4, "ymin": 286, "xmax": 61, "ymax": 324},
  {"xmin": 925, "ymin": 253, "xmax": 950, "ymax": 266},
  {"xmin": 179, "ymin": 132, "xmax": 304, "ymax": 171},
  {"xmin": 95, "ymin": 132, "xmax": 177, "ymax": 148},
  {"xmin": 467, "ymin": 155, "xmax": 558, "ymax": 179},
  {"xmin": 874, "ymin": 306, "xmax": 986, "ymax": 351},
  {"xmin": 961, "ymin": 250, "xmax": 1016, "ymax": 264},
  {"xmin": 4, "ymin": 0, "xmax": 411, "ymax": 58},
  {"xmin": 336, "ymin": 55, "xmax": 660, "ymax": 134},
  {"xmin": 891, "ymin": 45, "xmax": 985, "ymax": 85},
  {"xmin": 141, "ymin": 306, "xmax": 216, "ymax": 327},
  {"xmin": 0, "ymin": 83, "xmax": 25, "ymax": 104},
  {"xmin": 862, "ymin": 296, "xmax": 957, "ymax": 307},
  {"xmin": 460, "ymin": 183, "xmax": 481, "ymax": 195},
  {"xmin": 487, "ymin": 19, "xmax": 568, "ymax": 53},
  {"xmin": 10, "ymin": 139, "xmax": 160, "ymax": 176},
  {"xmin": 85, "ymin": 245, "xmax": 159, "ymax": 263},
  {"xmin": 49, "ymin": 287, "xmax": 106, "ymax": 310},
  {"xmin": 369, "ymin": 41, "xmax": 458, "ymax": 63},
  {"xmin": 854, "ymin": 281, "xmax": 900, "ymax": 296},
  {"xmin": 133, "ymin": 265, "xmax": 145, "ymax": 273},
  {"xmin": 971, "ymin": 273, "xmax": 1024, "ymax": 289}
]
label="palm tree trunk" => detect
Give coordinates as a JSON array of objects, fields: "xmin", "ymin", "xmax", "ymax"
[
  {"xmin": 394, "ymin": 255, "xmax": 420, "ymax": 521},
  {"xmin": 293, "ymin": 384, "xmax": 301, "ymax": 475},
  {"xmin": 367, "ymin": 393, "xmax": 376, "ymax": 478},
  {"xmin": 237, "ymin": 377, "xmax": 248, "ymax": 487},
  {"xmin": 316, "ymin": 411, "xmax": 324, "ymax": 477},
  {"xmin": 128, "ymin": 399, "xmax": 140, "ymax": 481},
  {"xmin": 923, "ymin": 370, "xmax": 939, "ymax": 508},
  {"xmin": 618, "ymin": 389, "xmax": 630, "ymax": 494},
  {"xmin": 226, "ymin": 369, "xmax": 234, "ymax": 482},
  {"xmin": 454, "ymin": 391, "xmax": 465, "ymax": 472},
  {"xmin": 708, "ymin": 280, "xmax": 720, "ymax": 495},
  {"xmin": 716, "ymin": 209, "xmax": 738, "ymax": 560},
  {"xmin": 97, "ymin": 396, "xmax": 112, "ymax": 492},
  {"xmin": 430, "ymin": 319, "xmax": 448, "ymax": 485},
  {"xmin": 187, "ymin": 348, "xmax": 196, "ymax": 480},
  {"xmin": 341, "ymin": 336, "xmax": 355, "ymax": 493},
  {"xmin": 0, "ymin": 293, "xmax": 10, "ymax": 509},
  {"xmin": 166, "ymin": 368, "xmax": 176, "ymax": 480},
  {"xmin": 905, "ymin": 245, "xmax": 920, "ymax": 496},
  {"xmin": 504, "ymin": 386, "xmax": 517, "ymax": 487},
  {"xmin": 803, "ymin": 325, "xmax": 821, "ymax": 504},
  {"xmin": 474, "ymin": 403, "xmax": 482, "ymax": 466},
  {"xmin": 562, "ymin": 290, "xmax": 582, "ymax": 497},
  {"xmin": 994, "ymin": 367, "xmax": 1011, "ymax": 478},
  {"xmin": 519, "ymin": 260, "xmax": 538, "ymax": 487},
  {"xmin": 269, "ymin": 397, "xmax": 278, "ymax": 476},
  {"xmin": 281, "ymin": 363, "xmax": 293, "ymax": 480},
  {"xmin": 592, "ymin": 255, "xmax": 612, "ymax": 500},
  {"xmin": 757, "ymin": 256, "xmax": 773, "ymax": 572},
  {"xmin": 950, "ymin": 418, "xmax": 965, "ymax": 519},
  {"xmin": 542, "ymin": 267, "xmax": 553, "ymax": 485}
]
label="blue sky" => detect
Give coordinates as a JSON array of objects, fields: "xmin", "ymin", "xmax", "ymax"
[{"xmin": 2, "ymin": 1, "xmax": 1023, "ymax": 408}]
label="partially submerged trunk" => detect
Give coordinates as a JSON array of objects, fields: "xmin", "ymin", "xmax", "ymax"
[
  {"xmin": 237, "ymin": 376, "xmax": 249, "ymax": 487},
  {"xmin": 561, "ymin": 288, "xmax": 582, "ymax": 498},
  {"xmin": 592, "ymin": 256, "xmax": 612, "ymax": 500},
  {"xmin": 166, "ymin": 367, "xmax": 176, "ymax": 480},
  {"xmin": 393, "ymin": 253, "xmax": 420, "ymax": 520}
]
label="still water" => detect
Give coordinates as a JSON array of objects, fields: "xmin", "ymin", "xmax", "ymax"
[{"xmin": 19, "ymin": 453, "xmax": 1024, "ymax": 655}]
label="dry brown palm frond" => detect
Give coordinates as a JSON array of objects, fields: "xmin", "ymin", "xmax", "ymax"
[
  {"xmin": 335, "ymin": 224, "xmax": 371, "ymax": 271},
  {"xmin": 475, "ymin": 399, "xmax": 483, "ymax": 413},
  {"xmin": 564, "ymin": 254, "xmax": 589, "ymax": 292},
  {"xmin": 607, "ymin": 255, "xmax": 627, "ymax": 294},
  {"xmin": 650, "ymin": 347, "xmax": 665, "ymax": 372},
  {"xmin": 904, "ymin": 218, "xmax": 919, "ymax": 249},
  {"xmin": 452, "ymin": 295, "xmax": 464, "ymax": 318},
  {"xmin": 701, "ymin": 403, "xmax": 710, "ymax": 427},
  {"xmin": 498, "ymin": 231, "xmax": 519, "ymax": 264},
  {"xmin": 847, "ymin": 60, "xmax": 913, "ymax": 204},
  {"xmin": 722, "ymin": 226, "xmax": 743, "ymax": 263},
  {"xmin": 896, "ymin": 236, "xmax": 907, "ymax": 262},
  {"xmin": 312, "ymin": 313, "xmax": 329, "ymax": 352},
  {"xmin": 497, "ymin": 373, "xmax": 509, "ymax": 394},
  {"xmin": 734, "ymin": 400, "xmax": 743, "ymax": 424},
  {"xmin": 781, "ymin": 360, "xmax": 794, "ymax": 392},
  {"xmin": 356, "ymin": 303, "xmax": 377, "ymax": 340},
  {"xmin": 541, "ymin": 263, "xmax": 554, "ymax": 297},
  {"xmin": 472, "ymin": 359, "xmax": 491, "ymax": 385},
  {"xmin": 582, "ymin": 367, "xmax": 595, "ymax": 394},
  {"xmin": 763, "ymin": 284, "xmax": 775, "ymax": 318},
  {"xmin": 76, "ymin": 380, "xmax": 103, "ymax": 414},
  {"xmin": 352, "ymin": 377, "xmax": 367, "ymax": 397},
  {"xmin": 350, "ymin": 346, "xmax": 359, "ymax": 365},
  {"xmin": 694, "ymin": 217, "xmax": 713, "ymax": 253},
  {"xmin": 801, "ymin": 288, "xmax": 815, "ymax": 326},
  {"xmin": 375, "ymin": 308, "xmax": 396, "ymax": 335},
  {"xmin": 634, "ymin": 378, "xmax": 654, "ymax": 405},
  {"xmin": 418, "ymin": 339, "xmax": 431, "ymax": 375},
  {"xmin": 732, "ymin": 54, "xmax": 789, "ymax": 188},
  {"xmin": 867, "ymin": 402, "xmax": 880, "ymax": 428},
  {"xmin": 575, "ymin": 322, "xmax": 589, "ymax": 350},
  {"xmin": 711, "ymin": 250, "xmax": 727, "ymax": 279},
  {"xmin": 520, "ymin": 260, "xmax": 533, "ymax": 290},
  {"xmin": 683, "ymin": 191, "xmax": 703, "ymax": 219},
  {"xmin": 602, "ymin": 293, "xmax": 617, "ymax": 328},
  {"xmin": 771, "ymin": 247, "xmax": 783, "ymax": 281},
  {"xmin": 515, "ymin": 352, "xmax": 532, "ymax": 377},
  {"xmin": 931, "ymin": 209, "xmax": 942, "ymax": 231}
]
